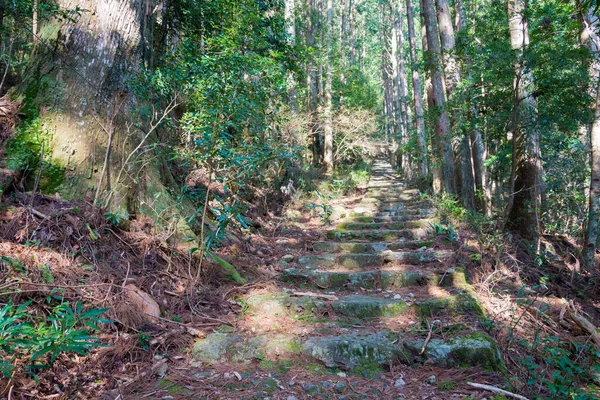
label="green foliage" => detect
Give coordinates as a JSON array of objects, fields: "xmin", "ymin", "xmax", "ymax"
[
  {"xmin": 429, "ymin": 222, "xmax": 459, "ymax": 242},
  {"xmin": 514, "ymin": 336, "xmax": 599, "ymax": 399},
  {"xmin": 0, "ymin": 300, "xmax": 108, "ymax": 377},
  {"xmin": 105, "ymin": 208, "xmax": 129, "ymax": 227}
]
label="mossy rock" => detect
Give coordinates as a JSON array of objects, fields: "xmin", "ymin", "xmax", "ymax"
[
  {"xmin": 303, "ymin": 332, "xmax": 410, "ymax": 370},
  {"xmin": 404, "ymin": 333, "xmax": 503, "ymax": 370},
  {"xmin": 416, "ymin": 294, "xmax": 484, "ymax": 317},
  {"xmin": 192, "ymin": 333, "xmax": 302, "ymax": 363}
]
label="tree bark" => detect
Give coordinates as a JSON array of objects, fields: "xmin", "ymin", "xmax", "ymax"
[
  {"xmin": 306, "ymin": 0, "xmax": 321, "ymax": 165},
  {"xmin": 323, "ymin": 0, "xmax": 334, "ymax": 173},
  {"xmin": 505, "ymin": 0, "xmax": 544, "ymax": 248},
  {"xmin": 285, "ymin": 0, "xmax": 299, "ymax": 113},
  {"xmin": 437, "ymin": 0, "xmax": 475, "ymax": 209},
  {"xmin": 406, "ymin": 0, "xmax": 428, "ymax": 177},
  {"xmin": 581, "ymin": 9, "xmax": 600, "ymax": 272},
  {"xmin": 421, "ymin": 0, "xmax": 457, "ymax": 195}
]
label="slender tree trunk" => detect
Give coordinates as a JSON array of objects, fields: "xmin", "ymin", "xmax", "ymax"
[
  {"xmin": 437, "ymin": 0, "xmax": 475, "ymax": 209},
  {"xmin": 581, "ymin": 9, "xmax": 600, "ymax": 271},
  {"xmin": 306, "ymin": 0, "xmax": 321, "ymax": 165},
  {"xmin": 390, "ymin": 2, "xmax": 404, "ymax": 168},
  {"xmin": 340, "ymin": 0, "xmax": 348, "ymax": 85},
  {"xmin": 505, "ymin": 0, "xmax": 544, "ymax": 248},
  {"xmin": 396, "ymin": 0, "xmax": 411, "ymax": 178},
  {"xmin": 323, "ymin": 0, "xmax": 334, "ymax": 173},
  {"xmin": 349, "ymin": 0, "xmax": 356, "ymax": 65},
  {"xmin": 406, "ymin": 0, "xmax": 427, "ymax": 177},
  {"xmin": 285, "ymin": 0, "xmax": 299, "ymax": 113},
  {"xmin": 421, "ymin": 0, "xmax": 457, "ymax": 195}
]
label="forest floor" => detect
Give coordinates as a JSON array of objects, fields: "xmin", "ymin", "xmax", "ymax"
[{"xmin": 0, "ymin": 160, "xmax": 599, "ymax": 399}]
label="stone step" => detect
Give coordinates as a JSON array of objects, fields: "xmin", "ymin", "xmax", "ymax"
[
  {"xmin": 336, "ymin": 219, "xmax": 433, "ymax": 231},
  {"xmin": 298, "ymin": 250, "xmax": 450, "ymax": 269},
  {"xmin": 280, "ymin": 267, "xmax": 463, "ymax": 289},
  {"xmin": 312, "ymin": 240, "xmax": 435, "ymax": 253},
  {"xmin": 192, "ymin": 331, "xmax": 502, "ymax": 372},
  {"xmin": 244, "ymin": 292, "xmax": 481, "ymax": 321},
  {"xmin": 349, "ymin": 214, "xmax": 435, "ymax": 223},
  {"xmin": 351, "ymin": 209, "xmax": 436, "ymax": 218},
  {"xmin": 327, "ymin": 228, "xmax": 428, "ymax": 241}
]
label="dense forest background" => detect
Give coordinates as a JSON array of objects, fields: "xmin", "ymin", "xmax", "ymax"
[
  {"xmin": 1, "ymin": 0, "xmax": 599, "ymax": 266},
  {"xmin": 2, "ymin": 0, "xmax": 600, "ymax": 398}
]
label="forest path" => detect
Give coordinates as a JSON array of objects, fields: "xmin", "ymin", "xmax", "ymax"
[{"xmin": 154, "ymin": 160, "xmax": 504, "ymax": 399}]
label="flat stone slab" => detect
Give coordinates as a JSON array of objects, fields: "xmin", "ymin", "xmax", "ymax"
[
  {"xmin": 331, "ymin": 295, "xmax": 409, "ymax": 318},
  {"xmin": 280, "ymin": 268, "xmax": 445, "ymax": 289},
  {"xmin": 298, "ymin": 250, "xmax": 450, "ymax": 269},
  {"xmin": 327, "ymin": 228, "xmax": 428, "ymax": 241},
  {"xmin": 193, "ymin": 331, "xmax": 503, "ymax": 372},
  {"xmin": 312, "ymin": 240, "xmax": 435, "ymax": 253},
  {"xmin": 336, "ymin": 219, "xmax": 432, "ymax": 231}
]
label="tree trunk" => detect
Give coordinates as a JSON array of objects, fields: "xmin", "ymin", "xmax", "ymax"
[
  {"xmin": 340, "ymin": 0, "xmax": 348, "ymax": 85},
  {"xmin": 390, "ymin": 2, "xmax": 405, "ymax": 169},
  {"xmin": 421, "ymin": 0, "xmax": 457, "ymax": 195},
  {"xmin": 581, "ymin": 9, "xmax": 600, "ymax": 272},
  {"xmin": 396, "ymin": 0, "xmax": 411, "ymax": 179},
  {"xmin": 323, "ymin": 0, "xmax": 334, "ymax": 173},
  {"xmin": 437, "ymin": 0, "xmax": 475, "ymax": 209},
  {"xmin": 306, "ymin": 0, "xmax": 321, "ymax": 165},
  {"xmin": 349, "ymin": 0, "xmax": 356, "ymax": 65},
  {"xmin": 285, "ymin": 0, "xmax": 299, "ymax": 113},
  {"xmin": 505, "ymin": 0, "xmax": 544, "ymax": 248},
  {"xmin": 30, "ymin": 0, "xmax": 197, "ymax": 244},
  {"xmin": 406, "ymin": 0, "xmax": 428, "ymax": 177}
]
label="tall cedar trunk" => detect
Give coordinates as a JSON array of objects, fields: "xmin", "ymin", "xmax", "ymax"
[
  {"xmin": 406, "ymin": 0, "xmax": 428, "ymax": 177},
  {"xmin": 397, "ymin": 0, "xmax": 412, "ymax": 179},
  {"xmin": 436, "ymin": 0, "xmax": 475, "ymax": 209},
  {"xmin": 421, "ymin": 0, "xmax": 442, "ymax": 193},
  {"xmin": 390, "ymin": 2, "xmax": 405, "ymax": 168},
  {"xmin": 505, "ymin": 0, "xmax": 544, "ymax": 248},
  {"xmin": 349, "ymin": 0, "xmax": 356, "ymax": 65},
  {"xmin": 306, "ymin": 0, "xmax": 321, "ymax": 165},
  {"xmin": 285, "ymin": 0, "xmax": 299, "ymax": 113},
  {"xmin": 421, "ymin": 0, "xmax": 457, "ymax": 195},
  {"xmin": 340, "ymin": 0, "xmax": 347, "ymax": 85},
  {"xmin": 456, "ymin": 0, "xmax": 491, "ymax": 214},
  {"xmin": 323, "ymin": 0, "xmax": 334, "ymax": 172},
  {"xmin": 582, "ymin": 9, "xmax": 600, "ymax": 271}
]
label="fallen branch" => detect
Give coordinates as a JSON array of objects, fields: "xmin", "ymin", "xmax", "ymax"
[
  {"xmin": 291, "ymin": 291, "xmax": 339, "ymax": 301},
  {"xmin": 569, "ymin": 302, "xmax": 600, "ymax": 346},
  {"xmin": 467, "ymin": 382, "xmax": 530, "ymax": 400},
  {"xmin": 420, "ymin": 319, "xmax": 433, "ymax": 355}
]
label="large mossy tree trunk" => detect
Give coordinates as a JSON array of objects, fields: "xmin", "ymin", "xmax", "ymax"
[{"xmin": 28, "ymin": 0, "xmax": 196, "ymax": 245}]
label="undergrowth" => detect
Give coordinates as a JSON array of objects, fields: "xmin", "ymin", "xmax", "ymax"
[{"xmin": 0, "ymin": 299, "xmax": 109, "ymax": 378}]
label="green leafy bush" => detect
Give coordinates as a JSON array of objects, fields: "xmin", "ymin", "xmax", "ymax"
[{"xmin": 0, "ymin": 300, "xmax": 109, "ymax": 377}]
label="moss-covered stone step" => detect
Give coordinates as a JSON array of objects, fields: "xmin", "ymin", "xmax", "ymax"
[
  {"xmin": 299, "ymin": 254, "xmax": 384, "ymax": 269},
  {"xmin": 336, "ymin": 219, "xmax": 432, "ymax": 231},
  {"xmin": 298, "ymin": 250, "xmax": 450, "ymax": 269},
  {"xmin": 312, "ymin": 240, "xmax": 435, "ymax": 253},
  {"xmin": 351, "ymin": 209, "xmax": 435, "ymax": 218},
  {"xmin": 327, "ymin": 228, "xmax": 428, "ymax": 241},
  {"xmin": 280, "ymin": 267, "xmax": 459, "ymax": 289},
  {"xmin": 244, "ymin": 291, "xmax": 481, "ymax": 321},
  {"xmin": 192, "ymin": 331, "xmax": 503, "ymax": 371},
  {"xmin": 331, "ymin": 295, "xmax": 409, "ymax": 318}
]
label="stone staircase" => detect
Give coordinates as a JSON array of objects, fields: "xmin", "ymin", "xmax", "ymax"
[{"xmin": 191, "ymin": 160, "xmax": 502, "ymax": 385}]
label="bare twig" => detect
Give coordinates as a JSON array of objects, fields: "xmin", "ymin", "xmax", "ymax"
[
  {"xmin": 420, "ymin": 319, "xmax": 433, "ymax": 355},
  {"xmin": 467, "ymin": 382, "xmax": 530, "ymax": 400}
]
